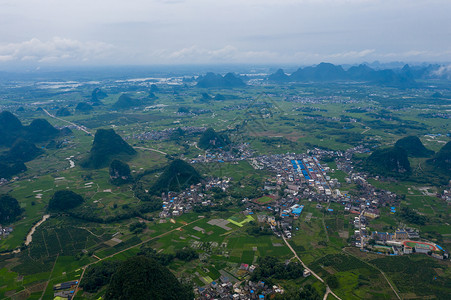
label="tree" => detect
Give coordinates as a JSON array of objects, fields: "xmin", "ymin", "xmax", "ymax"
[
  {"xmin": 48, "ymin": 190, "xmax": 84, "ymax": 211},
  {"xmin": 0, "ymin": 194, "xmax": 23, "ymax": 224},
  {"xmin": 299, "ymin": 284, "xmax": 321, "ymax": 300},
  {"xmin": 105, "ymin": 256, "xmax": 193, "ymax": 300},
  {"xmin": 109, "ymin": 159, "xmax": 133, "ymax": 185},
  {"xmin": 326, "ymin": 275, "xmax": 339, "ymax": 289}
]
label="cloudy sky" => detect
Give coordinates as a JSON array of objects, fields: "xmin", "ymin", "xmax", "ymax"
[{"xmin": 0, "ymin": 0, "xmax": 450, "ymax": 67}]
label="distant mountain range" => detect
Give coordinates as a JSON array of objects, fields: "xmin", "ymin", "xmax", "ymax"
[
  {"xmin": 197, "ymin": 72, "xmax": 245, "ymax": 88},
  {"xmin": 268, "ymin": 63, "xmax": 419, "ymax": 87}
]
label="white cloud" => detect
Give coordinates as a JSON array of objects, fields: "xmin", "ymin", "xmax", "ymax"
[
  {"xmin": 0, "ymin": 37, "xmax": 114, "ymax": 64},
  {"xmin": 153, "ymin": 45, "xmax": 284, "ymax": 64},
  {"xmin": 431, "ymin": 64, "xmax": 451, "ymax": 79}
]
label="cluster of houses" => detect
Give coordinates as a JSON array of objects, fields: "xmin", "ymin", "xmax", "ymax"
[
  {"xmin": 125, "ymin": 126, "xmax": 206, "ymax": 141},
  {"xmin": 159, "ymin": 178, "xmax": 230, "ymax": 218},
  {"xmin": 0, "ymin": 225, "xmax": 13, "ymax": 240},
  {"xmin": 191, "ymin": 143, "xmax": 255, "ymax": 164},
  {"xmin": 53, "ymin": 280, "xmax": 78, "ymax": 299},
  {"xmin": 369, "ymin": 228, "xmax": 449, "ymax": 260},
  {"xmin": 197, "ymin": 277, "xmax": 284, "ymax": 300}
]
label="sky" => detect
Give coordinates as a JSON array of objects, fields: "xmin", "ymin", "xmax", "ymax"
[{"xmin": 0, "ymin": 0, "xmax": 450, "ymax": 67}]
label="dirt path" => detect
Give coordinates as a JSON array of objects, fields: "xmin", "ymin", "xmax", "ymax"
[
  {"xmin": 342, "ymin": 248, "xmax": 401, "ymax": 300},
  {"xmin": 282, "ymin": 236, "xmax": 342, "ymax": 300},
  {"xmin": 73, "ymin": 217, "xmax": 204, "ymax": 297},
  {"xmin": 39, "ymin": 253, "xmax": 59, "ymax": 300}
]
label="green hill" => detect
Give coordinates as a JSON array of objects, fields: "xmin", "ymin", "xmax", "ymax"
[
  {"xmin": 198, "ymin": 127, "xmax": 230, "ymax": 150},
  {"xmin": 394, "ymin": 136, "xmax": 434, "ymax": 157},
  {"xmin": 151, "ymin": 159, "xmax": 202, "ymax": 194},
  {"xmin": 365, "ymin": 146, "xmax": 411, "ymax": 177},
  {"xmin": 82, "ymin": 129, "xmax": 136, "ymax": 169},
  {"xmin": 91, "ymin": 88, "xmax": 107, "ymax": 105},
  {"xmin": 5, "ymin": 139, "xmax": 43, "ymax": 162},
  {"xmin": 105, "ymin": 256, "xmax": 193, "ymax": 300},
  {"xmin": 55, "ymin": 107, "xmax": 71, "ymax": 117},
  {"xmin": 0, "ymin": 111, "xmax": 25, "ymax": 146},
  {"xmin": 76, "ymin": 102, "xmax": 93, "ymax": 112},
  {"xmin": 109, "ymin": 159, "xmax": 133, "ymax": 185},
  {"xmin": 0, "ymin": 162, "xmax": 27, "ymax": 179},
  {"xmin": 113, "ymin": 94, "xmax": 141, "ymax": 110},
  {"xmin": 196, "ymin": 72, "xmax": 245, "ymax": 88},
  {"xmin": 48, "ymin": 190, "xmax": 84, "ymax": 211},
  {"xmin": 0, "ymin": 194, "xmax": 23, "ymax": 224},
  {"xmin": 427, "ymin": 141, "xmax": 451, "ymax": 174},
  {"xmin": 25, "ymin": 119, "xmax": 60, "ymax": 143}
]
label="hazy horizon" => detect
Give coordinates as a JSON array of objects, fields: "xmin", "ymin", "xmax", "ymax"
[{"xmin": 1, "ymin": 0, "xmax": 450, "ymax": 68}]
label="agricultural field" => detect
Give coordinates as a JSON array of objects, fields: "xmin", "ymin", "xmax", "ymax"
[{"xmin": 0, "ymin": 70, "xmax": 450, "ymax": 299}]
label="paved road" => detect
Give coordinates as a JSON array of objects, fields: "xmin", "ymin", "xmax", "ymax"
[
  {"xmin": 282, "ymin": 236, "xmax": 342, "ymax": 300},
  {"xmin": 133, "ymin": 146, "xmax": 167, "ymax": 155},
  {"xmin": 42, "ymin": 109, "xmax": 93, "ymax": 136}
]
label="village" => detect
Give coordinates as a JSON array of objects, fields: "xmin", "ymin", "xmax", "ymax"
[{"xmin": 0, "ymin": 225, "xmax": 13, "ymax": 240}]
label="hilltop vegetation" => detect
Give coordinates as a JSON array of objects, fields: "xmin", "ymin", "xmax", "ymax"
[
  {"xmin": 364, "ymin": 146, "xmax": 411, "ymax": 177},
  {"xmin": 0, "ymin": 162, "xmax": 26, "ymax": 179},
  {"xmin": 105, "ymin": 256, "xmax": 193, "ymax": 300},
  {"xmin": 55, "ymin": 107, "xmax": 71, "ymax": 117},
  {"xmin": 150, "ymin": 159, "xmax": 202, "ymax": 194},
  {"xmin": 113, "ymin": 94, "xmax": 141, "ymax": 110},
  {"xmin": 82, "ymin": 129, "xmax": 136, "ymax": 169},
  {"xmin": 109, "ymin": 159, "xmax": 133, "ymax": 185},
  {"xmin": 76, "ymin": 102, "xmax": 94, "ymax": 112},
  {"xmin": 0, "ymin": 111, "xmax": 61, "ymax": 146},
  {"xmin": 0, "ymin": 111, "xmax": 66, "ymax": 178},
  {"xmin": 4, "ymin": 139, "xmax": 43, "ymax": 163},
  {"xmin": 48, "ymin": 190, "xmax": 84, "ymax": 211},
  {"xmin": 0, "ymin": 194, "xmax": 23, "ymax": 224},
  {"xmin": 395, "ymin": 136, "xmax": 434, "ymax": 157},
  {"xmin": 91, "ymin": 87, "xmax": 107, "ymax": 105},
  {"xmin": 198, "ymin": 127, "xmax": 230, "ymax": 150},
  {"xmin": 427, "ymin": 141, "xmax": 451, "ymax": 174},
  {"xmin": 197, "ymin": 72, "xmax": 245, "ymax": 88}
]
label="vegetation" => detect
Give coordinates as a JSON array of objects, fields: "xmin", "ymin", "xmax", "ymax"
[
  {"xmin": 80, "ymin": 261, "xmax": 121, "ymax": 293},
  {"xmin": 109, "ymin": 159, "xmax": 133, "ymax": 185},
  {"xmin": 427, "ymin": 140, "xmax": 451, "ymax": 174},
  {"xmin": 394, "ymin": 136, "xmax": 434, "ymax": 157},
  {"xmin": 251, "ymin": 256, "xmax": 303, "ymax": 282},
  {"xmin": 82, "ymin": 129, "xmax": 136, "ymax": 169},
  {"xmin": 4, "ymin": 139, "xmax": 43, "ymax": 162},
  {"xmin": 399, "ymin": 206, "xmax": 428, "ymax": 225},
  {"xmin": 198, "ymin": 127, "xmax": 230, "ymax": 150},
  {"xmin": 75, "ymin": 102, "xmax": 94, "ymax": 112},
  {"xmin": 175, "ymin": 248, "xmax": 199, "ymax": 262},
  {"xmin": 48, "ymin": 190, "xmax": 84, "ymax": 211},
  {"xmin": 0, "ymin": 194, "xmax": 23, "ymax": 224},
  {"xmin": 105, "ymin": 256, "xmax": 193, "ymax": 300},
  {"xmin": 364, "ymin": 146, "xmax": 411, "ymax": 177},
  {"xmin": 55, "ymin": 107, "xmax": 71, "ymax": 116},
  {"xmin": 113, "ymin": 94, "xmax": 141, "ymax": 110},
  {"xmin": 0, "ymin": 111, "xmax": 61, "ymax": 146},
  {"xmin": 150, "ymin": 159, "xmax": 202, "ymax": 194},
  {"xmin": 196, "ymin": 72, "xmax": 245, "ymax": 88}
]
